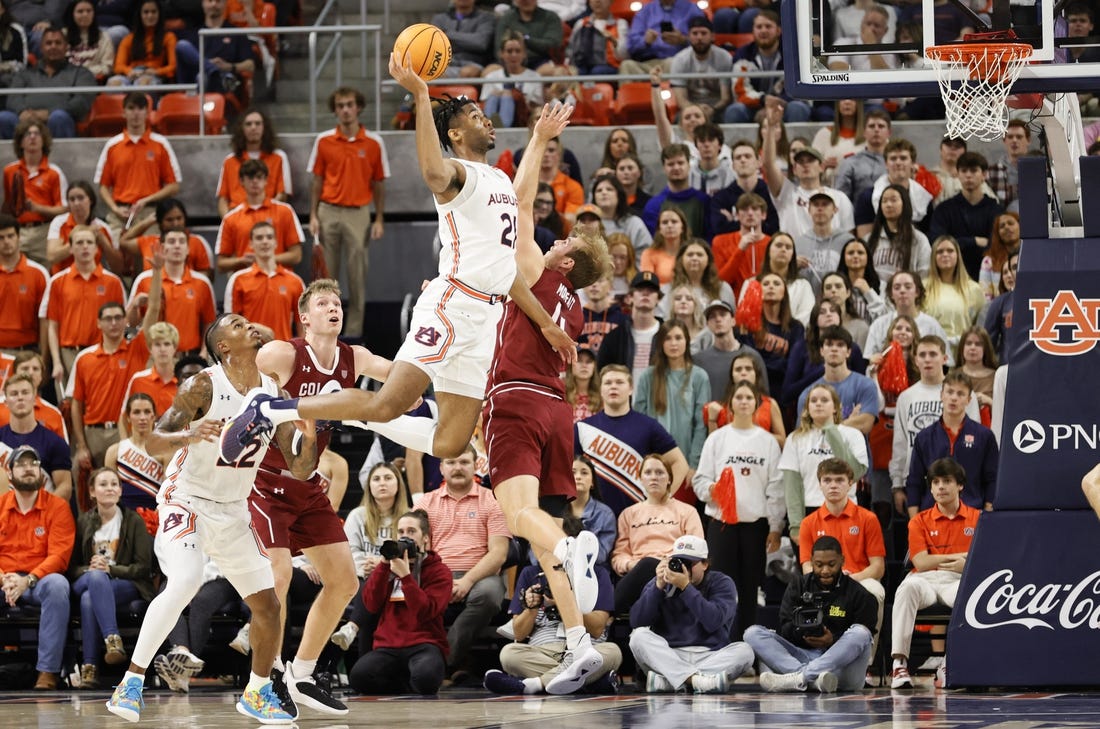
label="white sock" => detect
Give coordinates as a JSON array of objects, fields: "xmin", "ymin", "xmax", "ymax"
[
  {"xmin": 523, "ymin": 677, "xmax": 543, "ymax": 694},
  {"xmin": 246, "ymin": 672, "xmax": 270, "ymax": 691},
  {"xmin": 271, "ymin": 655, "xmax": 284, "ymax": 672},
  {"xmin": 260, "ymin": 399, "xmax": 301, "ymax": 425},
  {"xmin": 123, "ymin": 670, "xmax": 145, "ymax": 686},
  {"xmin": 367, "ymin": 414, "xmax": 439, "ymax": 455},
  {"xmin": 291, "ymin": 657, "xmax": 317, "ymax": 680},
  {"xmin": 552, "ymin": 536, "xmax": 569, "ymax": 562},
  {"xmin": 565, "ymin": 625, "xmax": 587, "ymax": 651}
]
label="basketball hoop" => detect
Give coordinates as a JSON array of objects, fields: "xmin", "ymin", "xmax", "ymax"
[{"xmin": 926, "ymin": 39, "xmax": 1032, "ymax": 142}]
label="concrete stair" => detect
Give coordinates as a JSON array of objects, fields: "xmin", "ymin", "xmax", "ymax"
[{"xmin": 257, "ymin": 0, "xmax": 454, "ymax": 133}]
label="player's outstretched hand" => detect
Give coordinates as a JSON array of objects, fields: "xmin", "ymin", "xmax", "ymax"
[
  {"xmin": 541, "ymin": 322, "xmax": 577, "ymax": 365},
  {"xmin": 532, "ymin": 100, "xmax": 574, "ymax": 142},
  {"xmin": 389, "ymin": 50, "xmax": 428, "ymax": 96}
]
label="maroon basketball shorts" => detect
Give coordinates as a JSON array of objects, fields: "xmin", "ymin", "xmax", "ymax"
[
  {"xmin": 250, "ymin": 468, "xmax": 348, "ymax": 551},
  {"xmin": 484, "ymin": 385, "xmax": 576, "ymax": 501}
]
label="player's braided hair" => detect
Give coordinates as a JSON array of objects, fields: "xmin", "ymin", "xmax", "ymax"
[{"xmin": 432, "ymin": 94, "xmax": 477, "ymax": 152}]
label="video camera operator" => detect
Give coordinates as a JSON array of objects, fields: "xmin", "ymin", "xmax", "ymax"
[
  {"xmin": 348, "ymin": 509, "xmax": 453, "ymax": 695},
  {"xmin": 745, "ymin": 535, "xmax": 876, "ymax": 692}
]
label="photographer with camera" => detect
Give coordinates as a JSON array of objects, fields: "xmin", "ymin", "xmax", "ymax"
[
  {"xmin": 745, "ymin": 535, "xmax": 877, "ymax": 693},
  {"xmin": 628, "ymin": 535, "xmax": 754, "ymax": 694},
  {"xmin": 347, "ymin": 509, "xmax": 452, "ymax": 695},
  {"xmin": 483, "ymin": 516, "xmax": 622, "ymax": 695}
]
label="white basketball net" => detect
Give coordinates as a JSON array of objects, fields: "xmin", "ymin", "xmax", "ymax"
[{"xmin": 926, "ymin": 44, "xmax": 1032, "ymax": 142}]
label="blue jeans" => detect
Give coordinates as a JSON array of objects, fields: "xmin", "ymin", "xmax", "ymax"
[
  {"xmin": 0, "ymin": 109, "xmax": 77, "ymax": 139},
  {"xmin": 73, "ymin": 570, "xmax": 140, "ymax": 663},
  {"xmin": 18, "ymin": 573, "xmax": 71, "ymax": 673},
  {"xmin": 175, "ymin": 40, "xmax": 233, "ymax": 93},
  {"xmin": 744, "ymin": 623, "xmax": 873, "ymax": 690},
  {"xmin": 723, "ymin": 99, "xmax": 813, "ymax": 124},
  {"xmin": 483, "ymin": 93, "xmax": 517, "ymax": 127}
]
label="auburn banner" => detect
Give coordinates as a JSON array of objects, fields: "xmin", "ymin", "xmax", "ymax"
[
  {"xmin": 948, "ymin": 511, "xmax": 1100, "ymax": 686},
  {"xmin": 996, "ymin": 236, "xmax": 1100, "ymax": 510}
]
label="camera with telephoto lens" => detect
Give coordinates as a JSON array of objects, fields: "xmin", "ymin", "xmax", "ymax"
[
  {"xmin": 667, "ymin": 557, "xmax": 686, "ymax": 574},
  {"xmin": 380, "ymin": 536, "xmax": 419, "ymax": 561},
  {"xmin": 530, "ymin": 573, "xmax": 560, "ymax": 621},
  {"xmin": 793, "ymin": 591, "xmax": 827, "ymax": 637}
]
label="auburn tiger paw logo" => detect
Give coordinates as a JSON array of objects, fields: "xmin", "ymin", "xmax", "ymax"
[{"xmin": 1029, "ymin": 290, "xmax": 1100, "ymax": 356}]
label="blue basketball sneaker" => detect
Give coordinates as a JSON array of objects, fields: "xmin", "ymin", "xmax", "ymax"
[
  {"xmin": 219, "ymin": 387, "xmax": 276, "ymax": 462},
  {"xmin": 105, "ymin": 676, "xmax": 145, "ymax": 723},
  {"xmin": 236, "ymin": 681, "xmax": 295, "ymax": 725}
]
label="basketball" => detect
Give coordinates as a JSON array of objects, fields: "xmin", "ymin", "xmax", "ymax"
[{"xmin": 394, "ymin": 23, "xmax": 452, "ymax": 81}]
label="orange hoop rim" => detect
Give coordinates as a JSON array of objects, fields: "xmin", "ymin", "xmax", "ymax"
[{"xmin": 925, "ymin": 42, "xmax": 1033, "ymax": 82}]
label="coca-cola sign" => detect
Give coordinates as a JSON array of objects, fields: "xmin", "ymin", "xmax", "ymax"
[{"xmin": 964, "ymin": 568, "xmax": 1100, "ymax": 631}]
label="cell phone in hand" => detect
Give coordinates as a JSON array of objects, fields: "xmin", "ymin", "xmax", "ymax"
[{"xmin": 660, "ymin": 21, "xmax": 674, "ymax": 33}]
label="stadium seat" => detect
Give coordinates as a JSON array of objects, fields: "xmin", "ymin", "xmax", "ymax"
[
  {"xmin": 611, "ymin": 0, "xmax": 642, "ymax": 24},
  {"xmin": 81, "ymin": 93, "xmax": 156, "ymax": 137},
  {"xmin": 571, "ymin": 82, "xmax": 615, "ymax": 126},
  {"xmin": 714, "ymin": 32, "xmax": 754, "ymax": 52},
  {"xmin": 612, "ymin": 81, "xmax": 675, "ymax": 125},
  {"xmin": 155, "ymin": 93, "xmax": 227, "ymax": 134},
  {"xmin": 429, "ymin": 84, "xmax": 479, "ymax": 102}
]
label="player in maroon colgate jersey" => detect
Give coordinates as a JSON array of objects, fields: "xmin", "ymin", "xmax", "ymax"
[
  {"xmin": 250, "ymin": 278, "xmax": 394, "ymax": 715},
  {"xmin": 481, "ymin": 108, "xmax": 614, "ymax": 695}
]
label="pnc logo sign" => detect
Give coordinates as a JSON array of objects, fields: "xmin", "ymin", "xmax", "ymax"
[
  {"xmin": 1011, "ymin": 419, "xmax": 1100, "ymax": 453},
  {"xmin": 1013, "ymin": 420, "xmax": 1045, "ymax": 454},
  {"xmin": 1029, "ymin": 290, "xmax": 1100, "ymax": 356}
]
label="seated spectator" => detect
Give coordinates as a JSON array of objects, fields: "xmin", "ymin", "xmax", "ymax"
[
  {"xmin": 92, "ymin": 0, "xmax": 131, "ymax": 48},
  {"xmin": 104, "ymin": 393, "xmax": 168, "ymax": 512},
  {"xmin": 611, "ymin": 452, "xmax": 703, "ymax": 613},
  {"xmin": 46, "ymin": 181, "xmax": 120, "ymax": 276},
  {"xmin": 0, "ymin": 25, "xmax": 94, "ymax": 140},
  {"xmin": 6, "ymin": 0, "xmax": 63, "ymax": 55},
  {"xmin": 348, "ymin": 510, "xmax": 452, "ymax": 695},
  {"xmin": 729, "ymin": 10, "xmax": 815, "ymax": 123},
  {"xmin": 419, "ymin": 447, "xmax": 510, "ymax": 684},
  {"xmin": 485, "ymin": 515, "xmax": 621, "ymax": 695},
  {"xmin": 0, "ymin": 373, "xmax": 73, "ymax": 500},
  {"xmin": 0, "ymin": 6, "xmax": 27, "ymax": 88},
  {"xmin": 693, "ymin": 378, "xmax": 783, "ymax": 635},
  {"xmin": 668, "ymin": 17, "xmax": 732, "ymax": 121},
  {"xmin": 63, "ymin": 0, "xmax": 114, "ymax": 82},
  {"xmin": 330, "ymin": 461, "xmax": 409, "ymax": 653},
  {"xmin": 890, "ymin": 457, "xmax": 979, "ymax": 689},
  {"xmin": 216, "ymin": 108, "xmax": 291, "ymax": 217},
  {"xmin": 3, "ymin": 120, "xmax": 66, "ymax": 269},
  {"xmin": 0, "ymin": 444, "xmax": 75, "ymax": 690},
  {"xmin": 566, "ymin": 457, "xmax": 616, "ymax": 565},
  {"xmin": 108, "ymin": 0, "xmax": 176, "ymax": 86},
  {"xmin": 629, "ymin": 534, "xmax": 753, "ymax": 693},
  {"xmin": 619, "ymin": 0, "xmax": 702, "ymax": 76},
  {"xmin": 746, "ymin": 535, "xmax": 877, "ymax": 692},
  {"xmin": 120, "ymin": 198, "xmax": 213, "ymax": 280},
  {"xmin": 0, "ymin": 352, "xmax": 66, "ymax": 439},
  {"xmin": 642, "ymin": 144, "xmax": 710, "ymax": 240},
  {"xmin": 567, "ymin": 0, "xmax": 626, "ymax": 75},
  {"xmin": 590, "ymin": 174, "xmax": 651, "ymax": 257},
  {"xmin": 494, "ymin": 0, "xmax": 563, "ymax": 72},
  {"xmin": 68, "ymin": 466, "xmax": 154, "ymax": 690},
  {"xmin": 904, "ymin": 371, "xmax": 997, "ymax": 517},
  {"xmin": 153, "ymin": 558, "xmax": 244, "ymax": 693},
  {"xmin": 481, "ymin": 32, "xmax": 542, "ymax": 129},
  {"xmin": 431, "ymin": 0, "xmax": 494, "ymax": 78},
  {"xmin": 175, "ymin": 0, "xmax": 255, "ymax": 100}
]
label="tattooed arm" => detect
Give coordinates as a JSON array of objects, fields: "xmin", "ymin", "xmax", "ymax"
[
  {"xmin": 146, "ymin": 372, "xmax": 222, "ymax": 457},
  {"xmin": 273, "ymin": 416, "xmax": 318, "ymax": 481}
]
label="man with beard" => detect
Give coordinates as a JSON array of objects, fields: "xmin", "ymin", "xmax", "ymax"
[
  {"xmin": 0, "ymin": 445, "xmax": 75, "ymax": 690},
  {"xmin": 668, "ymin": 17, "xmax": 732, "ymax": 119},
  {"xmin": 745, "ymin": 535, "xmax": 877, "ymax": 692}
]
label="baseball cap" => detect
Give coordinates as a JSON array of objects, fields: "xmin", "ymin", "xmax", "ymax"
[
  {"xmin": 577, "ymin": 344, "xmax": 596, "ymax": 360},
  {"xmin": 575, "ymin": 203, "xmax": 602, "ymax": 220},
  {"xmin": 10, "ymin": 445, "xmax": 40, "ymax": 465},
  {"xmin": 670, "ymin": 535, "xmax": 709, "ymax": 562},
  {"xmin": 793, "ymin": 146, "xmax": 824, "ymax": 163},
  {"xmin": 808, "ymin": 191, "xmax": 836, "ymax": 206},
  {"xmin": 630, "ymin": 271, "xmax": 662, "ymax": 291},
  {"xmin": 688, "ymin": 15, "xmax": 713, "ymax": 31},
  {"xmin": 704, "ymin": 300, "xmax": 733, "ymax": 317}
]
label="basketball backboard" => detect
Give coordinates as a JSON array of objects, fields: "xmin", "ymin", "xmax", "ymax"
[{"xmin": 782, "ymin": 0, "xmax": 1100, "ymax": 100}]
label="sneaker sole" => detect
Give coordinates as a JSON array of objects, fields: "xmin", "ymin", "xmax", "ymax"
[
  {"xmin": 545, "ymin": 649, "xmax": 604, "ymax": 696},
  {"xmin": 288, "ymin": 685, "xmax": 349, "ymax": 716},
  {"xmin": 166, "ymin": 652, "xmax": 205, "ymax": 672},
  {"xmin": 569, "ymin": 531, "xmax": 600, "ymax": 614},
  {"xmin": 235, "ymin": 700, "xmax": 295, "ymax": 725},
  {"xmin": 815, "ymin": 672, "xmax": 838, "ymax": 692},
  {"xmin": 154, "ymin": 659, "xmax": 190, "ymax": 694},
  {"xmin": 105, "ymin": 702, "xmax": 141, "ymax": 723}
]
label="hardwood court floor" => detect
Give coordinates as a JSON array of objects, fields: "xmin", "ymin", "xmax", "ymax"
[{"xmin": 6, "ymin": 682, "xmax": 1100, "ymax": 728}]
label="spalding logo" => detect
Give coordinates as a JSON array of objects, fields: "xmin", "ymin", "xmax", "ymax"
[{"xmin": 1029, "ymin": 289, "xmax": 1100, "ymax": 356}]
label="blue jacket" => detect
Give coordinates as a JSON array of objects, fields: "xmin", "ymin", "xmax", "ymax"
[
  {"xmin": 630, "ymin": 568, "xmax": 737, "ymax": 650},
  {"xmin": 905, "ymin": 416, "xmax": 998, "ymax": 511}
]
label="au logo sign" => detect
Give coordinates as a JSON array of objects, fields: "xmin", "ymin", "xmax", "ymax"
[{"xmin": 1029, "ymin": 290, "xmax": 1100, "ymax": 356}]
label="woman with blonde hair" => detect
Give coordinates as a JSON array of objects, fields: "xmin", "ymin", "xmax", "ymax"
[
  {"xmin": 612, "ymin": 453, "xmax": 703, "ymax": 613},
  {"xmin": 693, "ymin": 378, "xmax": 783, "ymax": 636},
  {"xmin": 922, "ymin": 235, "xmax": 984, "ymax": 350},
  {"xmin": 606, "ymin": 233, "xmax": 637, "ymax": 303},
  {"xmin": 640, "ymin": 207, "xmax": 690, "ymax": 285},
  {"xmin": 658, "ymin": 239, "xmax": 734, "ymax": 319},
  {"xmin": 330, "ymin": 461, "xmax": 410, "ymax": 652}
]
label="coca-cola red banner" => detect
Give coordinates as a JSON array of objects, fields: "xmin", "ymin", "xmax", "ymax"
[{"xmin": 948, "ymin": 510, "xmax": 1100, "ymax": 686}]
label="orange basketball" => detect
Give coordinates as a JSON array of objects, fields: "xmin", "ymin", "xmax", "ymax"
[{"xmin": 394, "ymin": 23, "xmax": 452, "ymax": 81}]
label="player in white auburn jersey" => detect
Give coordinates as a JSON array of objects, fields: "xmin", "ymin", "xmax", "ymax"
[
  {"xmin": 107, "ymin": 314, "xmax": 317, "ymax": 727},
  {"xmin": 218, "ymin": 68, "xmax": 577, "ymax": 467}
]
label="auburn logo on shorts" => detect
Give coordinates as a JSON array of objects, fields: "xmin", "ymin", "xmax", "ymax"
[
  {"xmin": 414, "ymin": 326, "xmax": 442, "ymax": 347},
  {"xmin": 1029, "ymin": 289, "xmax": 1100, "ymax": 356}
]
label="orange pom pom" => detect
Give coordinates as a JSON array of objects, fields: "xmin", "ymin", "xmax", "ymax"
[{"xmin": 735, "ymin": 279, "xmax": 763, "ymax": 333}]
